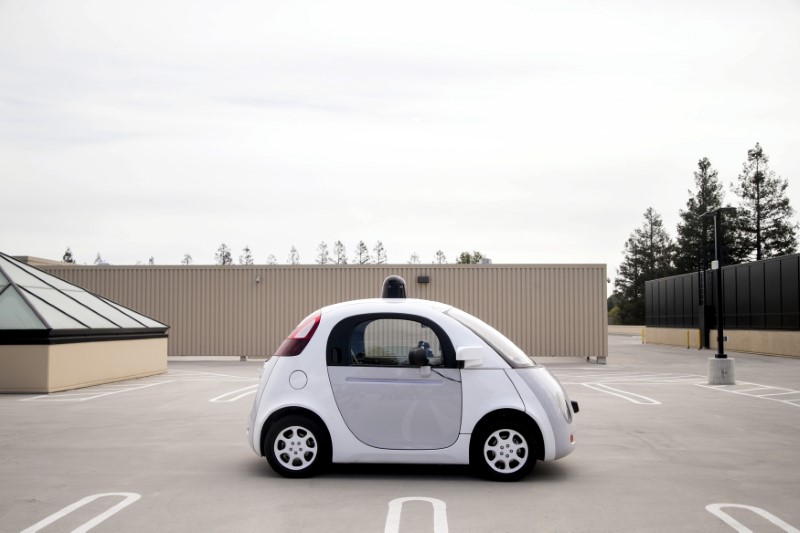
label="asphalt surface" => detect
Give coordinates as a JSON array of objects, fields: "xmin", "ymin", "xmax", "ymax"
[{"xmin": 1, "ymin": 335, "xmax": 799, "ymax": 532}]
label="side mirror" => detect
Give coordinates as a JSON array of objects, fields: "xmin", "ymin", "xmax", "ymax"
[{"xmin": 456, "ymin": 346, "xmax": 484, "ymax": 368}]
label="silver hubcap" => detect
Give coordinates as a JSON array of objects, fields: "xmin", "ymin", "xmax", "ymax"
[
  {"xmin": 274, "ymin": 425, "xmax": 318, "ymax": 470},
  {"xmin": 483, "ymin": 428, "xmax": 528, "ymax": 474}
]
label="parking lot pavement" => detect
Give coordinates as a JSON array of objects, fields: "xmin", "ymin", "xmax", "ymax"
[{"xmin": 1, "ymin": 337, "xmax": 799, "ymax": 532}]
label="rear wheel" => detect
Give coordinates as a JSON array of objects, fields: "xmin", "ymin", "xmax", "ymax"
[
  {"xmin": 265, "ymin": 415, "xmax": 330, "ymax": 478},
  {"xmin": 471, "ymin": 420, "xmax": 536, "ymax": 481}
]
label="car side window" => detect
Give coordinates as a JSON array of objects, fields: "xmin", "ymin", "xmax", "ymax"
[{"xmin": 350, "ymin": 318, "xmax": 444, "ymax": 367}]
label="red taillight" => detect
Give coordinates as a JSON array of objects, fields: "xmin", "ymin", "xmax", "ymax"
[{"xmin": 274, "ymin": 312, "xmax": 321, "ymax": 356}]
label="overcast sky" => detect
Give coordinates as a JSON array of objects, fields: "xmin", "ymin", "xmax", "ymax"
[{"xmin": 1, "ymin": 0, "xmax": 798, "ymax": 294}]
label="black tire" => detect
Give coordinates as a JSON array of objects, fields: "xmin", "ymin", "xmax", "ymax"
[
  {"xmin": 264, "ymin": 415, "xmax": 330, "ymax": 478},
  {"xmin": 470, "ymin": 419, "xmax": 537, "ymax": 481}
]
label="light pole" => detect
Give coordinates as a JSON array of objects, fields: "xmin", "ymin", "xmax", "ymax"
[{"xmin": 701, "ymin": 207, "xmax": 736, "ymax": 384}]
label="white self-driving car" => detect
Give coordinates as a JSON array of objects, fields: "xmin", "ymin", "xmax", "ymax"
[{"xmin": 248, "ymin": 276, "xmax": 578, "ymax": 481}]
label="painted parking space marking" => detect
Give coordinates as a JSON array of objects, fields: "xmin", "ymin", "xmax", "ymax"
[
  {"xmin": 21, "ymin": 380, "xmax": 173, "ymax": 402},
  {"xmin": 209, "ymin": 384, "xmax": 259, "ymax": 402},
  {"xmin": 554, "ymin": 369, "xmax": 800, "ymax": 407},
  {"xmin": 706, "ymin": 503, "xmax": 799, "ymax": 532},
  {"xmin": 553, "ymin": 370, "xmax": 700, "ymax": 405},
  {"xmin": 385, "ymin": 497, "xmax": 448, "ymax": 533},
  {"xmin": 17, "ymin": 369, "xmax": 257, "ymax": 403},
  {"xmin": 696, "ymin": 382, "xmax": 800, "ymax": 408},
  {"xmin": 581, "ymin": 382, "xmax": 661, "ymax": 404},
  {"xmin": 554, "ymin": 370, "xmax": 706, "ymax": 385},
  {"xmin": 21, "ymin": 492, "xmax": 141, "ymax": 533},
  {"xmin": 169, "ymin": 369, "xmax": 258, "ymax": 382}
]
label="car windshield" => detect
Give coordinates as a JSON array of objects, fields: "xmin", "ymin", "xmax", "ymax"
[{"xmin": 445, "ymin": 308, "xmax": 538, "ymax": 368}]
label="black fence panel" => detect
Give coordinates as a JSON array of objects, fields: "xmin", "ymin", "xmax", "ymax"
[
  {"xmin": 645, "ymin": 272, "xmax": 699, "ymax": 328},
  {"xmin": 781, "ymin": 255, "xmax": 800, "ymax": 329},
  {"xmin": 645, "ymin": 253, "xmax": 800, "ymax": 331}
]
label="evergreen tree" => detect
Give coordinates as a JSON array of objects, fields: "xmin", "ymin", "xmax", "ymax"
[
  {"xmin": 373, "ymin": 241, "xmax": 387, "ymax": 264},
  {"xmin": 239, "ymin": 245, "xmax": 254, "ymax": 265},
  {"xmin": 181, "ymin": 253, "xmax": 192, "ymax": 265},
  {"xmin": 315, "ymin": 242, "xmax": 331, "ymax": 265},
  {"xmin": 62, "ymin": 247, "xmax": 75, "ymax": 264},
  {"xmin": 93, "ymin": 253, "xmax": 108, "ymax": 266},
  {"xmin": 215, "ymin": 243, "xmax": 233, "ymax": 265},
  {"xmin": 613, "ymin": 208, "xmax": 676, "ymax": 325},
  {"xmin": 730, "ymin": 143, "xmax": 798, "ymax": 262},
  {"xmin": 288, "ymin": 246, "xmax": 300, "ymax": 265},
  {"xmin": 674, "ymin": 158, "xmax": 727, "ymax": 274},
  {"xmin": 354, "ymin": 241, "xmax": 370, "ymax": 264},
  {"xmin": 456, "ymin": 251, "xmax": 484, "ymax": 264},
  {"xmin": 333, "ymin": 241, "xmax": 347, "ymax": 264},
  {"xmin": 148, "ymin": 256, "xmax": 155, "ymax": 265},
  {"xmin": 434, "ymin": 250, "xmax": 447, "ymax": 264}
]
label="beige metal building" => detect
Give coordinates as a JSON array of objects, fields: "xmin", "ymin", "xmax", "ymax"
[{"xmin": 40, "ymin": 263, "xmax": 608, "ymax": 361}]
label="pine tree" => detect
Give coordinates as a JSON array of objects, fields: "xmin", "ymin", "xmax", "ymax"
[
  {"xmin": 315, "ymin": 242, "xmax": 331, "ymax": 265},
  {"xmin": 239, "ymin": 245, "xmax": 254, "ymax": 265},
  {"xmin": 730, "ymin": 143, "xmax": 798, "ymax": 262},
  {"xmin": 333, "ymin": 241, "xmax": 347, "ymax": 264},
  {"xmin": 613, "ymin": 208, "xmax": 676, "ymax": 324},
  {"xmin": 434, "ymin": 250, "xmax": 447, "ymax": 264},
  {"xmin": 215, "ymin": 243, "xmax": 233, "ymax": 265},
  {"xmin": 181, "ymin": 253, "xmax": 192, "ymax": 265},
  {"xmin": 456, "ymin": 251, "xmax": 484, "ymax": 264},
  {"xmin": 373, "ymin": 241, "xmax": 387, "ymax": 264},
  {"xmin": 288, "ymin": 246, "xmax": 300, "ymax": 265},
  {"xmin": 674, "ymin": 158, "xmax": 727, "ymax": 274},
  {"xmin": 62, "ymin": 247, "xmax": 75, "ymax": 264},
  {"xmin": 354, "ymin": 241, "xmax": 370, "ymax": 264}
]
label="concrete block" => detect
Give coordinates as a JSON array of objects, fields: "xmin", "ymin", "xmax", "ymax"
[{"xmin": 708, "ymin": 357, "xmax": 735, "ymax": 385}]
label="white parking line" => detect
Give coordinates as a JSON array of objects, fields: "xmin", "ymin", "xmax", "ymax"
[
  {"xmin": 696, "ymin": 382, "xmax": 800, "ymax": 408},
  {"xmin": 706, "ymin": 503, "xmax": 799, "ymax": 532},
  {"xmin": 170, "ymin": 370, "xmax": 258, "ymax": 381},
  {"xmin": 21, "ymin": 381, "xmax": 173, "ymax": 402},
  {"xmin": 21, "ymin": 492, "xmax": 141, "ymax": 533},
  {"xmin": 209, "ymin": 385, "xmax": 259, "ymax": 403},
  {"xmin": 555, "ymin": 370, "xmax": 705, "ymax": 385},
  {"xmin": 385, "ymin": 497, "xmax": 448, "ymax": 533},
  {"xmin": 581, "ymin": 383, "xmax": 661, "ymax": 404}
]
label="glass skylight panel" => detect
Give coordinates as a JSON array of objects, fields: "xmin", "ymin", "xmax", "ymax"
[
  {"xmin": 25, "ymin": 287, "xmax": 118, "ymax": 328},
  {"xmin": 101, "ymin": 297, "xmax": 166, "ymax": 328},
  {"xmin": 66, "ymin": 290, "xmax": 144, "ymax": 328},
  {"xmin": 23, "ymin": 292, "xmax": 87, "ymax": 329},
  {"xmin": 10, "ymin": 259, "xmax": 78, "ymax": 291},
  {"xmin": 0, "ymin": 257, "xmax": 50, "ymax": 289},
  {"xmin": 0, "ymin": 286, "xmax": 46, "ymax": 329}
]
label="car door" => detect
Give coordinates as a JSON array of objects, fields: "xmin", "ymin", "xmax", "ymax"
[{"xmin": 327, "ymin": 314, "xmax": 462, "ymax": 450}]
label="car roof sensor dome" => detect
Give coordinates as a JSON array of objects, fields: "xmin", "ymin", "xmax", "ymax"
[{"xmin": 381, "ymin": 275, "xmax": 407, "ymax": 299}]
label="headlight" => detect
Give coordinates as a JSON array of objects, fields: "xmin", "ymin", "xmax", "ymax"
[{"xmin": 553, "ymin": 387, "xmax": 572, "ymax": 423}]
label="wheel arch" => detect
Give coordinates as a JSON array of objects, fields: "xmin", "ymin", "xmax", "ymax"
[
  {"xmin": 470, "ymin": 409, "xmax": 545, "ymax": 461},
  {"xmin": 259, "ymin": 406, "xmax": 330, "ymax": 457}
]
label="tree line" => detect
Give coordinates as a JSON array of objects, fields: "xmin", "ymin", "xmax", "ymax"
[
  {"xmin": 611, "ymin": 143, "xmax": 798, "ymax": 325},
  {"xmin": 62, "ymin": 243, "xmax": 488, "ymax": 266}
]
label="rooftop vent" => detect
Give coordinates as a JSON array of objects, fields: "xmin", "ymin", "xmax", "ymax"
[{"xmin": 381, "ymin": 275, "xmax": 407, "ymax": 299}]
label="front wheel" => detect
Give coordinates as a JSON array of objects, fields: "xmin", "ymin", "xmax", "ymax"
[
  {"xmin": 264, "ymin": 415, "xmax": 330, "ymax": 478},
  {"xmin": 471, "ymin": 420, "xmax": 536, "ymax": 481}
]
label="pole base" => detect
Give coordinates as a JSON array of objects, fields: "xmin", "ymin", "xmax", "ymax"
[{"xmin": 708, "ymin": 357, "xmax": 735, "ymax": 385}]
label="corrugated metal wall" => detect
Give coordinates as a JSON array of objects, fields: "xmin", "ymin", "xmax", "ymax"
[{"xmin": 42, "ymin": 264, "xmax": 608, "ymax": 359}]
